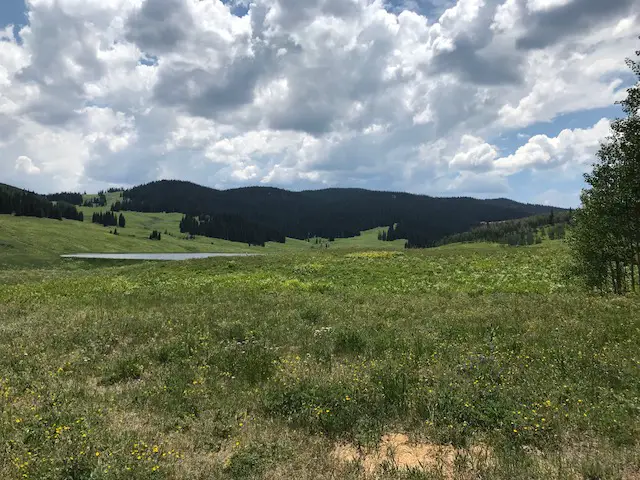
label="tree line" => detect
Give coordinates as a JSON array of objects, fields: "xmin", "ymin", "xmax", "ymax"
[
  {"xmin": 0, "ymin": 185, "xmax": 83, "ymax": 221},
  {"xmin": 46, "ymin": 192, "xmax": 84, "ymax": 205},
  {"xmin": 84, "ymin": 193, "xmax": 107, "ymax": 207},
  {"xmin": 571, "ymin": 41, "xmax": 640, "ymax": 294},
  {"xmin": 179, "ymin": 214, "xmax": 285, "ymax": 246},
  {"xmin": 92, "ymin": 211, "xmax": 126, "ymax": 228}
]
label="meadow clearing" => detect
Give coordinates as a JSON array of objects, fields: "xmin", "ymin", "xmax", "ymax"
[{"xmin": 1, "ymin": 221, "xmax": 639, "ymax": 479}]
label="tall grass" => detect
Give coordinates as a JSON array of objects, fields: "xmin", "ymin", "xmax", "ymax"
[{"xmin": 0, "ymin": 244, "xmax": 638, "ymax": 478}]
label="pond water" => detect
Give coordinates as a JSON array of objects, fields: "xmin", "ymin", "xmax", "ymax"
[{"xmin": 60, "ymin": 253, "xmax": 258, "ymax": 261}]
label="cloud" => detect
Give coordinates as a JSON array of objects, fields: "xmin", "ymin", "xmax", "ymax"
[
  {"xmin": 15, "ymin": 155, "xmax": 40, "ymax": 175},
  {"xmin": 516, "ymin": 0, "xmax": 637, "ymax": 50},
  {"xmin": 0, "ymin": 0, "xmax": 636, "ymax": 198},
  {"xmin": 493, "ymin": 118, "xmax": 611, "ymax": 174},
  {"xmin": 449, "ymin": 135, "xmax": 498, "ymax": 172},
  {"xmin": 447, "ymin": 118, "xmax": 612, "ymax": 177},
  {"xmin": 126, "ymin": 0, "xmax": 194, "ymax": 54}
]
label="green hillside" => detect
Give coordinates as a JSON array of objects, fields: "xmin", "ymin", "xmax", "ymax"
[
  {"xmin": 0, "ymin": 213, "xmax": 405, "ymax": 267},
  {"xmin": 0, "ymin": 215, "xmax": 307, "ymax": 267}
]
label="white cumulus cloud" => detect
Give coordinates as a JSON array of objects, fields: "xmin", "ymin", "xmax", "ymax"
[
  {"xmin": 15, "ymin": 156, "xmax": 41, "ymax": 175},
  {"xmin": 0, "ymin": 0, "xmax": 636, "ymax": 200}
]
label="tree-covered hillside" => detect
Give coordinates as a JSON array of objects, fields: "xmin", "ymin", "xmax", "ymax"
[
  {"xmin": 0, "ymin": 183, "xmax": 83, "ymax": 222},
  {"xmin": 427, "ymin": 209, "xmax": 573, "ymax": 247},
  {"xmin": 117, "ymin": 180, "xmax": 557, "ymax": 245},
  {"xmin": 46, "ymin": 192, "xmax": 84, "ymax": 205}
]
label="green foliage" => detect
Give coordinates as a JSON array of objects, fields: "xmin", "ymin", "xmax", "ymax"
[
  {"xmin": 101, "ymin": 357, "xmax": 144, "ymax": 385},
  {"xmin": 571, "ymin": 42, "xmax": 640, "ymax": 293},
  {"xmin": 436, "ymin": 211, "xmax": 571, "ymax": 247}
]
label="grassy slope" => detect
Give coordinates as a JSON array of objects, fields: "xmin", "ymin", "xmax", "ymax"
[
  {"xmin": 0, "ymin": 215, "xmax": 311, "ymax": 267},
  {"xmin": 1, "ymin": 242, "xmax": 639, "ymax": 479},
  {"xmin": 0, "ymin": 191, "xmax": 405, "ymax": 266},
  {"xmin": 0, "ymin": 215, "xmax": 403, "ymax": 267}
]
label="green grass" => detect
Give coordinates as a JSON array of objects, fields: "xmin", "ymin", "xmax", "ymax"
[
  {"xmin": 0, "ymin": 206, "xmax": 404, "ymax": 268},
  {"xmin": 0, "ymin": 214, "xmax": 333, "ymax": 268},
  {"xmin": 330, "ymin": 227, "xmax": 407, "ymax": 250},
  {"xmin": 1, "ymin": 238, "xmax": 639, "ymax": 479},
  {"xmin": 82, "ymin": 191, "xmax": 124, "ymax": 207}
]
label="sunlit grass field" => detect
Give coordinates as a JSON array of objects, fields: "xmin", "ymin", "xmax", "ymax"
[
  {"xmin": 0, "ymin": 197, "xmax": 404, "ymax": 268},
  {"xmin": 0, "ymin": 213, "xmax": 325, "ymax": 269},
  {"xmin": 1, "ymin": 237, "xmax": 639, "ymax": 479}
]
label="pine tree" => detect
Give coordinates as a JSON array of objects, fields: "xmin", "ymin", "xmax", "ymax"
[{"xmin": 119, "ymin": 213, "xmax": 126, "ymax": 228}]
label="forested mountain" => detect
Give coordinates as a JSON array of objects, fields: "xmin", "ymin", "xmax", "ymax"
[
  {"xmin": 0, "ymin": 183, "xmax": 83, "ymax": 221},
  {"xmin": 119, "ymin": 180, "xmax": 558, "ymax": 245}
]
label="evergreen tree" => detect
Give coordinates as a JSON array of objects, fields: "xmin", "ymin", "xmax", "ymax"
[
  {"xmin": 119, "ymin": 213, "xmax": 126, "ymax": 228},
  {"xmin": 0, "ymin": 185, "xmax": 83, "ymax": 221},
  {"xmin": 526, "ymin": 231, "xmax": 534, "ymax": 245}
]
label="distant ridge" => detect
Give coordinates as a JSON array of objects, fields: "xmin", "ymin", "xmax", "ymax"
[{"xmin": 111, "ymin": 180, "xmax": 559, "ymax": 247}]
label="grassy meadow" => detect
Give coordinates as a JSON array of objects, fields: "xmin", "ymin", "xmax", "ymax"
[
  {"xmin": 1, "ymin": 226, "xmax": 640, "ymax": 479},
  {"xmin": 0, "ymin": 189, "xmax": 404, "ymax": 268},
  {"xmin": 0, "ymin": 212, "xmax": 328, "ymax": 268}
]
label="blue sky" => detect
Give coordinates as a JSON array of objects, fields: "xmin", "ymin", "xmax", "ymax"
[
  {"xmin": 0, "ymin": 0, "xmax": 637, "ymax": 206},
  {"xmin": 0, "ymin": 0, "xmax": 26, "ymax": 37}
]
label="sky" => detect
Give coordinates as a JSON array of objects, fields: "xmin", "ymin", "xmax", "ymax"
[{"xmin": 0, "ymin": 0, "xmax": 638, "ymax": 206}]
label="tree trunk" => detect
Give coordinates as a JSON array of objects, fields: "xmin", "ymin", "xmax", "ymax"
[
  {"xmin": 617, "ymin": 261, "xmax": 625, "ymax": 294},
  {"xmin": 636, "ymin": 242, "xmax": 640, "ymax": 292},
  {"xmin": 631, "ymin": 248, "xmax": 636, "ymax": 292},
  {"xmin": 619, "ymin": 261, "xmax": 627, "ymax": 294}
]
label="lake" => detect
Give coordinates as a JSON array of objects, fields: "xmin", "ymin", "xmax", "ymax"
[{"xmin": 60, "ymin": 253, "xmax": 258, "ymax": 261}]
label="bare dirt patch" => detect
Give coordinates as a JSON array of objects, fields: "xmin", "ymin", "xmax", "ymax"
[{"xmin": 333, "ymin": 433, "xmax": 492, "ymax": 478}]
